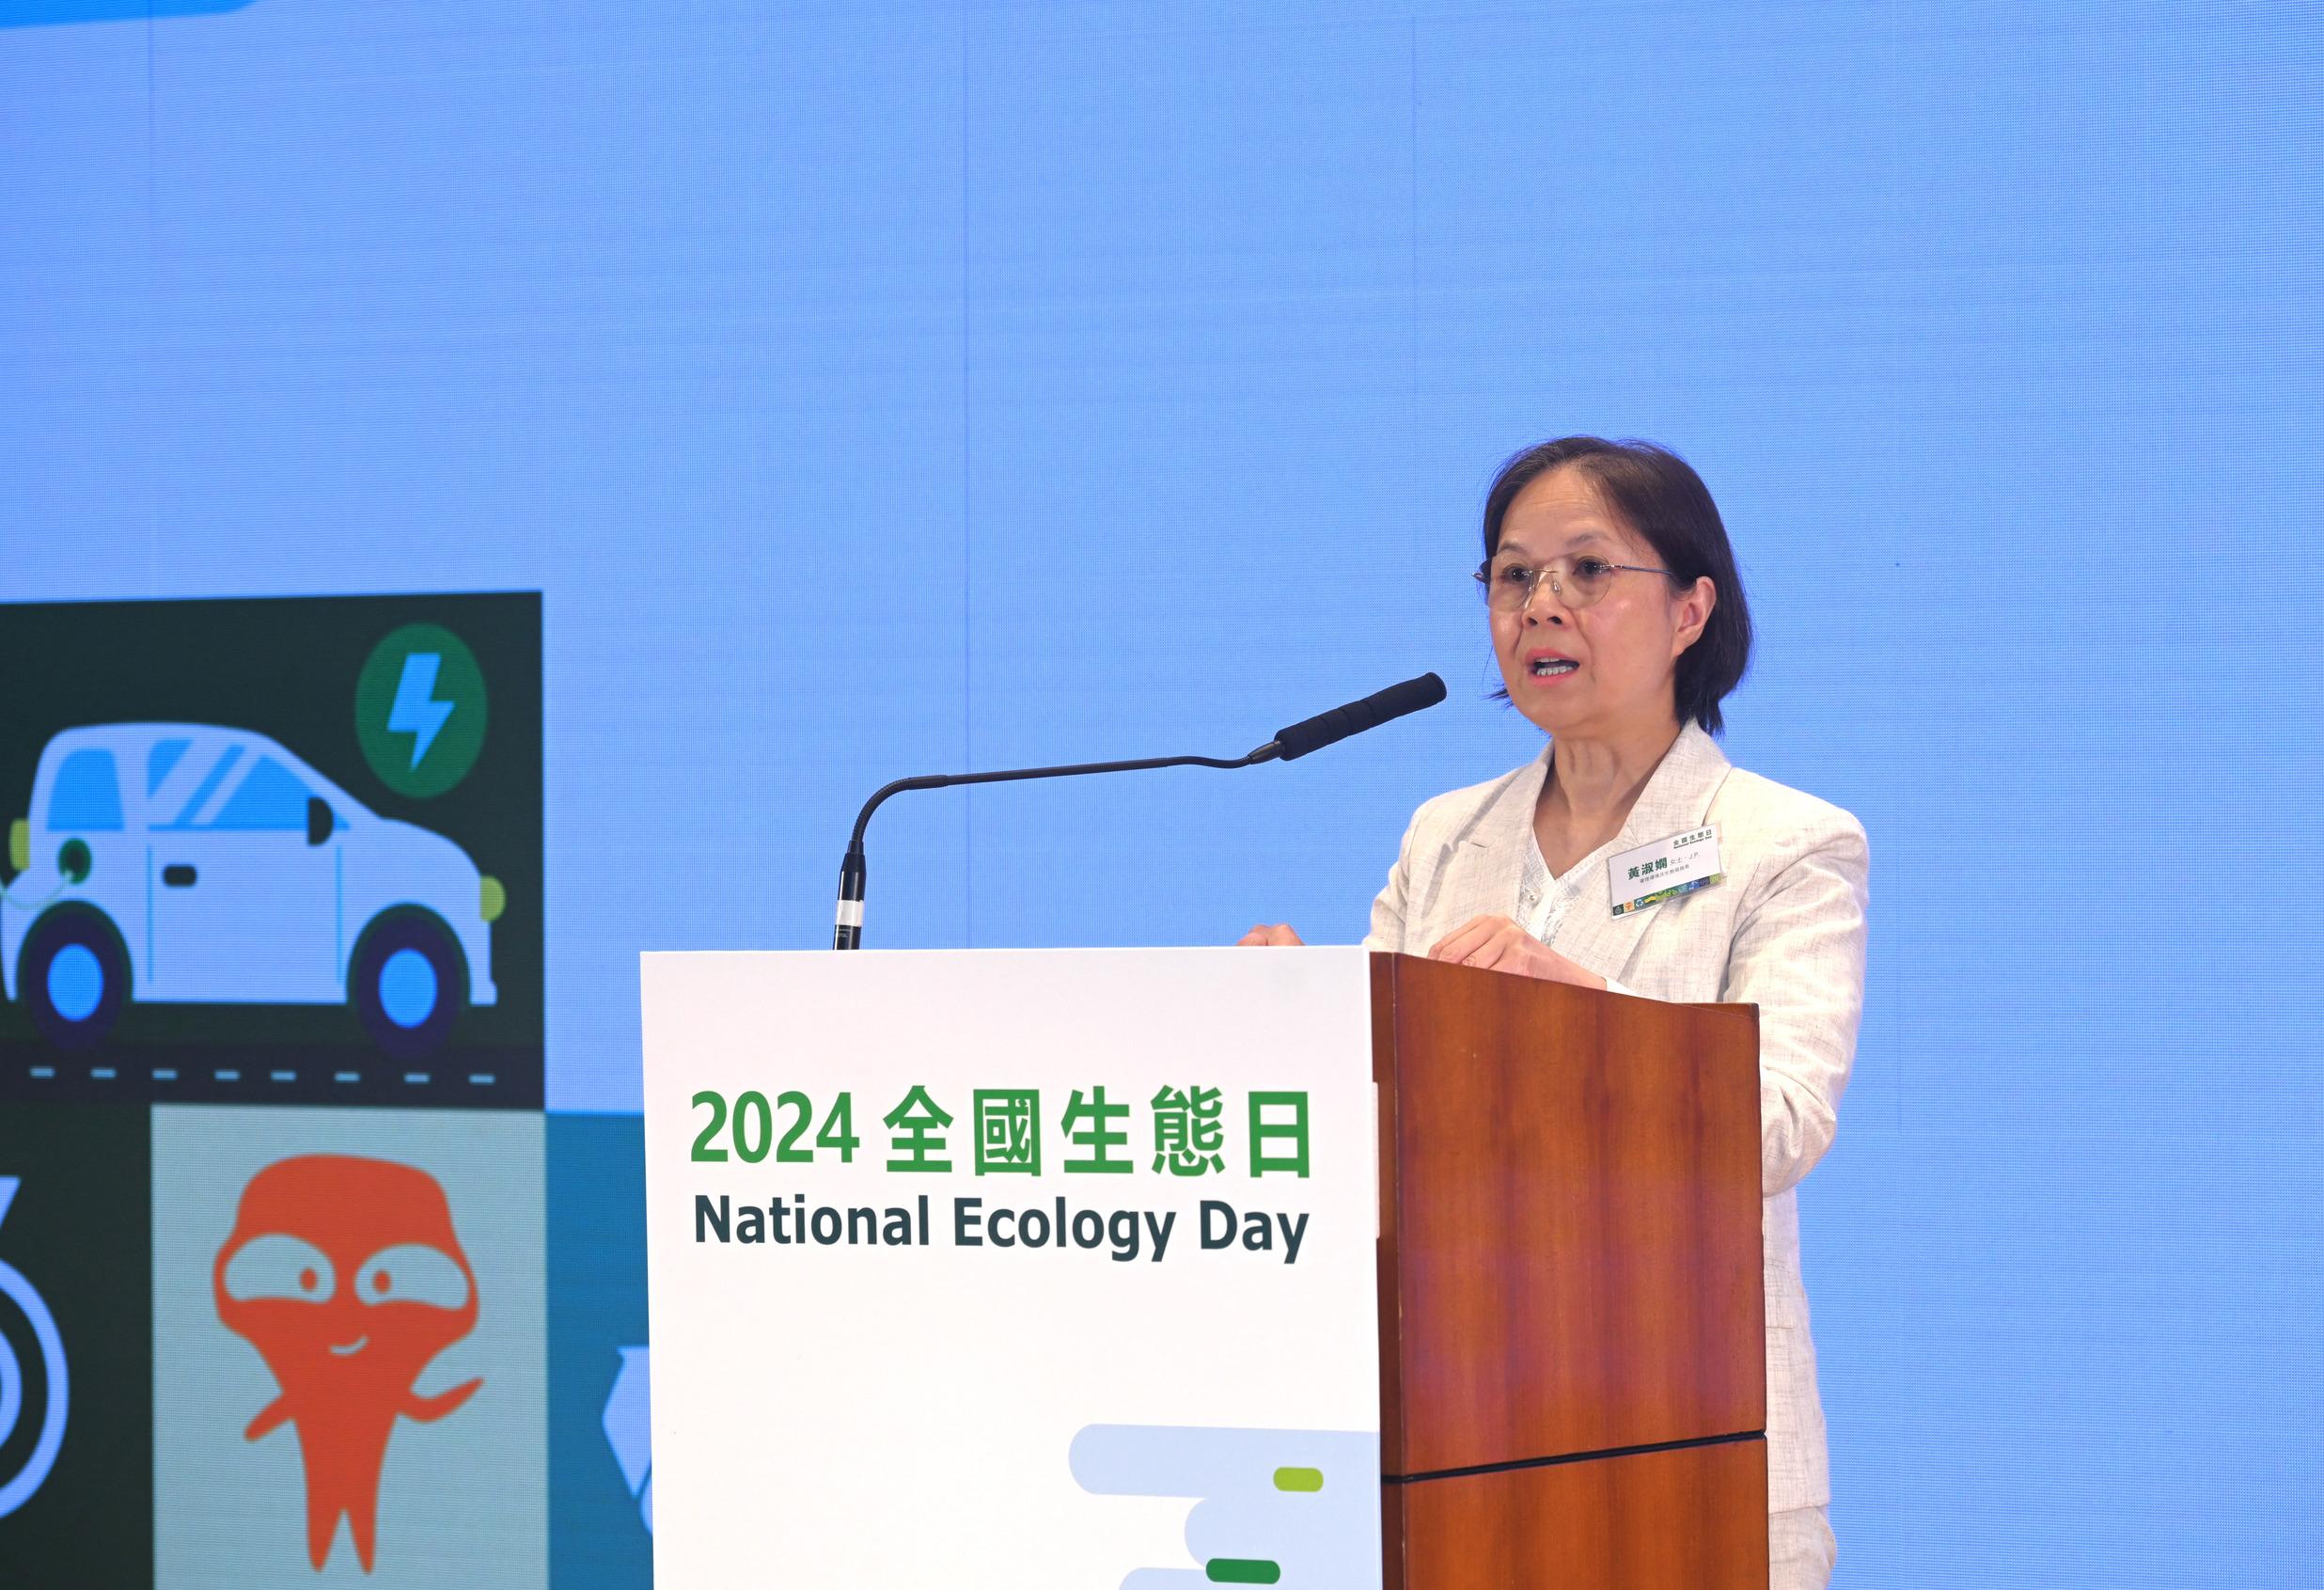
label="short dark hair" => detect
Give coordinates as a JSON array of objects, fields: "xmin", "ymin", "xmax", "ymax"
[{"xmin": 1482, "ymin": 435, "xmax": 1752, "ymax": 735}]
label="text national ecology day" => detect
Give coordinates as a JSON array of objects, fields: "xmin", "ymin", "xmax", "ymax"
[{"xmin": 692, "ymin": 1193, "xmax": 1311, "ymax": 1266}]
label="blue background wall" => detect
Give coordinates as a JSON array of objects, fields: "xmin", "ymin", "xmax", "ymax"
[{"xmin": 3, "ymin": 1, "xmax": 2319, "ymax": 1581}]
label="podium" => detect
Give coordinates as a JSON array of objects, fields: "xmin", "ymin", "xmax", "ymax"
[
  {"xmin": 1371, "ymin": 952, "xmax": 1766, "ymax": 1587},
  {"xmin": 640, "ymin": 947, "xmax": 1763, "ymax": 1589}
]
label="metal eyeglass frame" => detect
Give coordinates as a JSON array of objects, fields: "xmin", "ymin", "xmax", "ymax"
[{"xmin": 1472, "ymin": 556, "xmax": 1675, "ymax": 611}]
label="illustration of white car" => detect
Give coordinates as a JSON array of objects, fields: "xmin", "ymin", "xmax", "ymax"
[{"xmin": 2, "ymin": 724, "xmax": 501, "ymax": 1055}]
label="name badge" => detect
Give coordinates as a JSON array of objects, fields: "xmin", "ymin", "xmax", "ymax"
[{"xmin": 1610, "ymin": 825, "xmax": 1722, "ymax": 916}]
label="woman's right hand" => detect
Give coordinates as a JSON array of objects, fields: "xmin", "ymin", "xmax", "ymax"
[{"xmin": 1236, "ymin": 923, "xmax": 1305, "ymax": 947}]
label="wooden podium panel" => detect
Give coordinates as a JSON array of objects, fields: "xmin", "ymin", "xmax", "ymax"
[
  {"xmin": 1371, "ymin": 952, "xmax": 1764, "ymax": 1475},
  {"xmin": 1383, "ymin": 1437, "xmax": 1769, "ymax": 1590},
  {"xmin": 1370, "ymin": 952, "xmax": 1767, "ymax": 1586}
]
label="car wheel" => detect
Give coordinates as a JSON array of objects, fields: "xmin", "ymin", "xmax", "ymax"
[
  {"xmin": 21, "ymin": 908, "xmax": 129, "ymax": 1049},
  {"xmin": 351, "ymin": 914, "xmax": 463, "ymax": 1059}
]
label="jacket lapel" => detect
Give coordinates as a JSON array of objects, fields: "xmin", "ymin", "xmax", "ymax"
[
  {"xmin": 1418, "ymin": 748, "xmax": 1551, "ymax": 950},
  {"xmin": 1551, "ymin": 723, "xmax": 1734, "ymax": 984}
]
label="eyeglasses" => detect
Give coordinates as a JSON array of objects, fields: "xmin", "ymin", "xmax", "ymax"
[{"xmin": 1473, "ymin": 554, "xmax": 1673, "ymax": 612}]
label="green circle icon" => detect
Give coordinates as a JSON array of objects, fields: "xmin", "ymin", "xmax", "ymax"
[{"xmin": 355, "ymin": 623, "xmax": 489, "ymax": 798}]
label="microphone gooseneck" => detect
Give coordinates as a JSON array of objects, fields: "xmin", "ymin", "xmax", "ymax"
[{"xmin": 832, "ymin": 672, "xmax": 1445, "ymax": 949}]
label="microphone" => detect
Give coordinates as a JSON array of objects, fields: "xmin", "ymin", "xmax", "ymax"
[
  {"xmin": 1252, "ymin": 671, "xmax": 1448, "ymax": 764},
  {"xmin": 832, "ymin": 672, "xmax": 1445, "ymax": 949}
]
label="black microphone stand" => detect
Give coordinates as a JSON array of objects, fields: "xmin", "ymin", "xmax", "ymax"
[
  {"xmin": 833, "ymin": 740, "xmax": 1283, "ymax": 950},
  {"xmin": 831, "ymin": 671, "xmax": 1442, "ymax": 949}
]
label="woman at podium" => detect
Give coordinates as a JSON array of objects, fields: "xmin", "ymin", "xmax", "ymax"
[{"xmin": 1241, "ymin": 435, "xmax": 1867, "ymax": 1590}]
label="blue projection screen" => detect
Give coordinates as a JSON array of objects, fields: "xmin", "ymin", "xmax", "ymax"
[{"xmin": 1, "ymin": 1, "xmax": 2318, "ymax": 1584}]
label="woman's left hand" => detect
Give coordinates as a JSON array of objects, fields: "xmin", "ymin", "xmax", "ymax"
[{"xmin": 1425, "ymin": 914, "xmax": 1608, "ymax": 988}]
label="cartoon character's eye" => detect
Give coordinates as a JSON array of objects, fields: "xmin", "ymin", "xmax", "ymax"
[
  {"xmin": 353, "ymin": 1243, "xmax": 469, "ymax": 1309},
  {"xmin": 222, "ymin": 1235, "xmax": 337, "ymax": 1303}
]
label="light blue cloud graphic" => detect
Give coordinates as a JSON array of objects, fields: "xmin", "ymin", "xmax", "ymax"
[
  {"xmin": 0, "ymin": 0, "xmax": 257, "ymax": 26},
  {"xmin": 1071, "ymin": 1425, "xmax": 1378, "ymax": 1588}
]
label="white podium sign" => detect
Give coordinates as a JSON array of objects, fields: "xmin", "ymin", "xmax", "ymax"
[{"xmin": 641, "ymin": 947, "xmax": 1383, "ymax": 1589}]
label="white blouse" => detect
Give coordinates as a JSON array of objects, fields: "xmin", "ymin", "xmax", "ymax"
[{"xmin": 1515, "ymin": 829, "xmax": 1625, "ymax": 945}]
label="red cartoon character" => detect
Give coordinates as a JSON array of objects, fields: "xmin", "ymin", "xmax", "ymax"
[{"xmin": 214, "ymin": 1155, "xmax": 483, "ymax": 1572}]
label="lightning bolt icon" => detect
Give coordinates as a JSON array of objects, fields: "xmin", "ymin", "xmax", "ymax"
[{"xmin": 387, "ymin": 653, "xmax": 456, "ymax": 769}]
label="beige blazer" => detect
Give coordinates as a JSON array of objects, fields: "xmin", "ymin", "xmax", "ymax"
[{"xmin": 1363, "ymin": 722, "xmax": 1867, "ymax": 1514}]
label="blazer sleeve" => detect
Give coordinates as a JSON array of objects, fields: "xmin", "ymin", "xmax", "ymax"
[
  {"xmin": 1362, "ymin": 808, "xmax": 1422, "ymax": 952},
  {"xmin": 1720, "ymin": 813, "xmax": 1870, "ymax": 1198}
]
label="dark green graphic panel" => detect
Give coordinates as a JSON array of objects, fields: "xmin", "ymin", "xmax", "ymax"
[
  {"xmin": 0, "ymin": 594, "xmax": 542, "ymax": 1108},
  {"xmin": 0, "ymin": 1104, "xmax": 153, "ymax": 1588}
]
